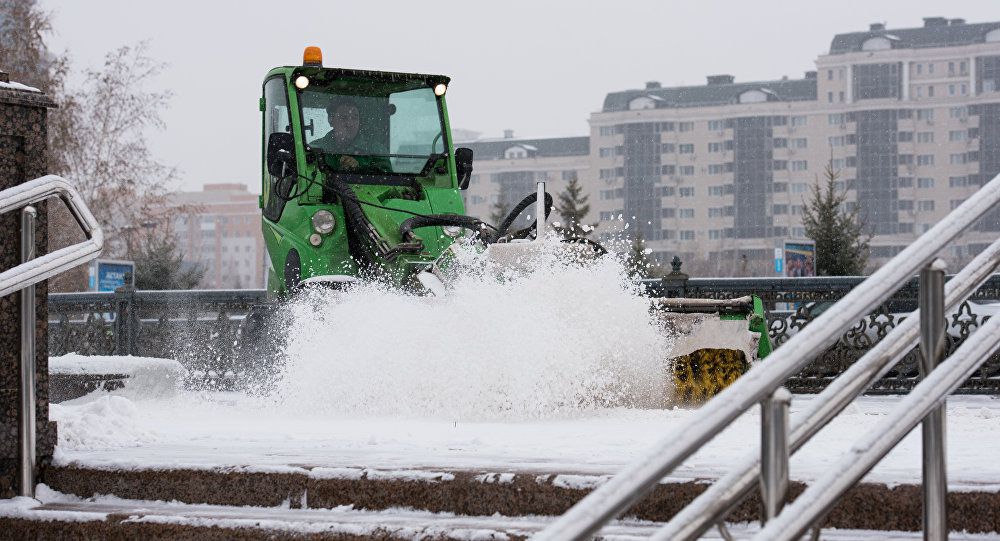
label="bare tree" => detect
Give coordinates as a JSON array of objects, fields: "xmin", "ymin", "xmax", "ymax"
[{"xmin": 48, "ymin": 44, "xmax": 179, "ymax": 290}]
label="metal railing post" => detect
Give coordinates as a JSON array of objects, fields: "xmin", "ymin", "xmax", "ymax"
[
  {"xmin": 919, "ymin": 259, "xmax": 948, "ymax": 541},
  {"xmin": 760, "ymin": 386, "xmax": 791, "ymax": 523},
  {"xmin": 19, "ymin": 206, "xmax": 37, "ymax": 498}
]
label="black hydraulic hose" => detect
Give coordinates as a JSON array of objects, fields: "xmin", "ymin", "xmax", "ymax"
[
  {"xmin": 399, "ymin": 214, "xmax": 485, "ymax": 240},
  {"xmin": 489, "ymin": 191, "xmax": 554, "ymax": 243}
]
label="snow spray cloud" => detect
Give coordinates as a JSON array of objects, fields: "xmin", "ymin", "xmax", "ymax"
[{"xmin": 272, "ymin": 237, "xmax": 672, "ymax": 421}]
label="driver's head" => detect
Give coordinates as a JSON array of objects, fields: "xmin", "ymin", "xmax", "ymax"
[{"xmin": 326, "ymin": 97, "xmax": 361, "ymax": 145}]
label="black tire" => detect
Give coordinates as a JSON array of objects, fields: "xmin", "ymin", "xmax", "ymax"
[{"xmin": 233, "ymin": 303, "xmax": 286, "ymax": 394}]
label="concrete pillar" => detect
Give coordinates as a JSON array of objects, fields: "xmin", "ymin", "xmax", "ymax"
[
  {"xmin": 902, "ymin": 61, "xmax": 910, "ymax": 101},
  {"xmin": 845, "ymin": 65, "xmax": 853, "ymax": 104},
  {"xmin": 0, "ymin": 71, "xmax": 58, "ymax": 497}
]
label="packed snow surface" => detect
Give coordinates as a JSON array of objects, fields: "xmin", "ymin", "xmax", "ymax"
[{"xmin": 50, "ymin": 390, "xmax": 1000, "ymax": 488}]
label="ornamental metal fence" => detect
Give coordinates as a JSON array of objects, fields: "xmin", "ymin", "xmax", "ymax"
[{"xmin": 48, "ymin": 273, "xmax": 1000, "ymax": 393}]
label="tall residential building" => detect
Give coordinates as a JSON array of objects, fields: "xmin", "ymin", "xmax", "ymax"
[
  {"xmin": 462, "ymin": 16, "xmax": 1000, "ymax": 275},
  {"xmin": 460, "ymin": 132, "xmax": 590, "ymax": 226},
  {"xmin": 165, "ymin": 183, "xmax": 266, "ymax": 289},
  {"xmin": 590, "ymin": 16, "xmax": 1000, "ymax": 274}
]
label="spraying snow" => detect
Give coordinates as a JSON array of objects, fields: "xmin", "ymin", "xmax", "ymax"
[{"xmin": 271, "ymin": 238, "xmax": 673, "ymax": 420}]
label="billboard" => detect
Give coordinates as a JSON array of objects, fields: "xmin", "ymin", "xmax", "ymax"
[
  {"xmin": 783, "ymin": 241, "xmax": 816, "ymax": 277},
  {"xmin": 90, "ymin": 259, "xmax": 135, "ymax": 292}
]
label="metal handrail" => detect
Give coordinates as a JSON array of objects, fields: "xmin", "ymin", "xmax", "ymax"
[
  {"xmin": 0, "ymin": 175, "xmax": 104, "ymax": 298},
  {"xmin": 652, "ymin": 237, "xmax": 1000, "ymax": 541},
  {"xmin": 534, "ymin": 172, "xmax": 1000, "ymax": 540},
  {"xmin": 0, "ymin": 174, "xmax": 103, "ymax": 499},
  {"xmin": 756, "ymin": 302, "xmax": 1000, "ymax": 540}
]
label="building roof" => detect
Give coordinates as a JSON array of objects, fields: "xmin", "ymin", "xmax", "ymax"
[
  {"xmin": 601, "ymin": 78, "xmax": 817, "ymax": 113},
  {"xmin": 829, "ymin": 18, "xmax": 1000, "ymax": 54},
  {"xmin": 458, "ymin": 136, "xmax": 590, "ymax": 160}
]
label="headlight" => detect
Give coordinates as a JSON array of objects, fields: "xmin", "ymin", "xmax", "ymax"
[
  {"xmin": 443, "ymin": 225, "xmax": 463, "ymax": 238},
  {"xmin": 312, "ymin": 210, "xmax": 336, "ymax": 235}
]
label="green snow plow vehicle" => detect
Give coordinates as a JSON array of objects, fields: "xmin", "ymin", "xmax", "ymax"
[{"xmin": 234, "ymin": 46, "xmax": 771, "ymax": 402}]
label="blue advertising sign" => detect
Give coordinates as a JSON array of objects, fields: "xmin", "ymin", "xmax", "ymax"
[{"xmin": 91, "ymin": 259, "xmax": 135, "ymax": 292}]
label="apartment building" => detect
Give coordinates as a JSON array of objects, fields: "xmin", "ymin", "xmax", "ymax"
[
  {"xmin": 463, "ymin": 17, "xmax": 1000, "ymax": 275},
  {"xmin": 164, "ymin": 183, "xmax": 267, "ymax": 289},
  {"xmin": 460, "ymin": 131, "xmax": 590, "ymax": 226}
]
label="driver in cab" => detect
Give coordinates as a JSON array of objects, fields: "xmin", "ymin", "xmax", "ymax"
[{"xmin": 312, "ymin": 96, "xmax": 364, "ymax": 170}]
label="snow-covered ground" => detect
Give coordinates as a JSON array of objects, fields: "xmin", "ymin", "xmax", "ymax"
[
  {"xmin": 45, "ymin": 250, "xmax": 1000, "ymax": 489},
  {"xmin": 2, "ymin": 485, "xmax": 998, "ymax": 540},
  {"xmin": 51, "ymin": 389, "xmax": 1000, "ymax": 489}
]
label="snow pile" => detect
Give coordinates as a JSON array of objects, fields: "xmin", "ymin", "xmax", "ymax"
[
  {"xmin": 50, "ymin": 395, "xmax": 157, "ymax": 451},
  {"xmin": 273, "ymin": 237, "xmax": 672, "ymax": 420},
  {"xmin": 51, "ymin": 354, "xmax": 185, "ymax": 399}
]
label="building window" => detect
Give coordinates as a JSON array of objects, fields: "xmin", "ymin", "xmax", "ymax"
[
  {"xmin": 917, "ymin": 177, "xmax": 935, "ymax": 188},
  {"xmin": 791, "ymin": 138, "xmax": 808, "ymax": 149},
  {"xmin": 917, "ymin": 155, "xmax": 934, "ymax": 166},
  {"xmin": 790, "ymin": 115, "xmax": 807, "ymax": 127},
  {"xmin": 773, "ymin": 137, "xmax": 788, "ymax": 148},
  {"xmin": 898, "ymin": 176, "xmax": 914, "ymax": 188},
  {"xmin": 661, "ymin": 143, "xmax": 675, "ymax": 153},
  {"xmin": 708, "ymin": 185, "xmax": 726, "ymax": 196},
  {"xmin": 791, "ymin": 182, "xmax": 809, "ymax": 194},
  {"xmin": 679, "ymin": 187, "xmax": 695, "ymax": 197},
  {"xmin": 949, "ymin": 176, "xmax": 968, "ymax": 188},
  {"xmin": 917, "ymin": 132, "xmax": 934, "ymax": 144},
  {"xmin": 918, "ymin": 200, "xmax": 935, "ymax": 212},
  {"xmin": 828, "ymin": 91, "xmax": 834, "ymax": 103},
  {"xmin": 679, "ymin": 230, "xmax": 696, "ymax": 241},
  {"xmin": 791, "ymin": 160, "xmax": 808, "ymax": 171},
  {"xmin": 949, "ymin": 130, "xmax": 967, "ymax": 142},
  {"xmin": 678, "ymin": 143, "xmax": 695, "ymax": 154},
  {"xmin": 708, "ymin": 164, "xmax": 728, "ymax": 174},
  {"xmin": 928, "ymin": 85, "xmax": 935, "ymax": 97},
  {"xmin": 661, "ymin": 164, "xmax": 676, "ymax": 175},
  {"xmin": 679, "ymin": 165, "xmax": 695, "ymax": 176},
  {"xmin": 898, "ymin": 200, "xmax": 914, "ymax": 211},
  {"xmin": 773, "ymin": 160, "xmax": 788, "ymax": 171},
  {"xmin": 599, "ymin": 147, "xmax": 615, "ymax": 157},
  {"xmin": 678, "ymin": 121, "xmax": 694, "ymax": 132},
  {"xmin": 679, "ymin": 208, "xmax": 695, "ymax": 218},
  {"xmin": 853, "ymin": 63, "xmax": 902, "ymax": 100},
  {"xmin": 599, "ymin": 126, "xmax": 616, "ymax": 136},
  {"xmin": 949, "ymin": 106, "xmax": 967, "ymax": 119},
  {"xmin": 917, "ymin": 109, "xmax": 934, "ymax": 121},
  {"xmin": 950, "ymin": 153, "xmax": 967, "ymax": 165},
  {"xmin": 562, "ymin": 170, "xmax": 577, "ymax": 181},
  {"xmin": 772, "ymin": 204, "xmax": 788, "ymax": 215},
  {"xmin": 708, "ymin": 120, "xmax": 726, "ymax": 131},
  {"xmin": 708, "ymin": 142, "xmax": 724, "ymax": 152}
]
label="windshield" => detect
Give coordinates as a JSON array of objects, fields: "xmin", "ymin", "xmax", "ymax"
[{"xmin": 299, "ymin": 76, "xmax": 446, "ymax": 175}]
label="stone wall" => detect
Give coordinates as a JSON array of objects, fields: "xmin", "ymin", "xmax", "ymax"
[{"xmin": 0, "ymin": 73, "xmax": 58, "ymax": 497}]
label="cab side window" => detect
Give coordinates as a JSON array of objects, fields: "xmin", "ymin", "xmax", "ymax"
[{"xmin": 262, "ymin": 77, "xmax": 292, "ymax": 222}]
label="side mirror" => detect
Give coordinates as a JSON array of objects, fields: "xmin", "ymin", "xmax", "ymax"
[
  {"xmin": 266, "ymin": 132, "xmax": 296, "ymax": 178},
  {"xmin": 455, "ymin": 147, "xmax": 473, "ymax": 190}
]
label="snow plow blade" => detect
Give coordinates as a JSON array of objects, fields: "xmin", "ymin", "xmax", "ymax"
[{"xmin": 651, "ymin": 295, "xmax": 772, "ymax": 404}]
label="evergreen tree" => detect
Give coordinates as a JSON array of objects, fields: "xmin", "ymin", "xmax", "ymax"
[
  {"xmin": 133, "ymin": 235, "xmax": 204, "ymax": 290},
  {"xmin": 624, "ymin": 233, "xmax": 653, "ymax": 279},
  {"xmin": 802, "ymin": 162, "xmax": 871, "ymax": 275},
  {"xmin": 555, "ymin": 174, "xmax": 597, "ymax": 239}
]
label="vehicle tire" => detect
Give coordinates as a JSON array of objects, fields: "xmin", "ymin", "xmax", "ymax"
[{"xmin": 233, "ymin": 303, "xmax": 286, "ymax": 394}]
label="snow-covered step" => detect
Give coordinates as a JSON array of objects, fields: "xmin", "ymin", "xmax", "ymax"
[
  {"xmin": 2, "ymin": 488, "xmax": 998, "ymax": 541},
  {"xmin": 41, "ymin": 464, "xmax": 1000, "ymax": 534}
]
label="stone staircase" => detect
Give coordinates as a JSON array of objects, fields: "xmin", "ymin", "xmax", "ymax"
[{"xmin": 3, "ymin": 463, "xmax": 999, "ymax": 539}]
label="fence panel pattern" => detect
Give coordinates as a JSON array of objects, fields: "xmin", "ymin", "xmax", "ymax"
[{"xmin": 49, "ymin": 276, "xmax": 1000, "ymax": 393}]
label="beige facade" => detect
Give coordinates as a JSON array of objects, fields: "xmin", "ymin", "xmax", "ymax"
[
  {"xmin": 164, "ymin": 183, "xmax": 267, "ymax": 289},
  {"xmin": 463, "ymin": 17, "xmax": 1000, "ymax": 276}
]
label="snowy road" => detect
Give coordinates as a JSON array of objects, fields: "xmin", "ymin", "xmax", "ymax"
[{"xmin": 51, "ymin": 391, "xmax": 1000, "ymax": 488}]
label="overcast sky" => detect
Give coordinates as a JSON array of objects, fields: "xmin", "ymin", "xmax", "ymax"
[{"xmin": 40, "ymin": 0, "xmax": 998, "ymax": 192}]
